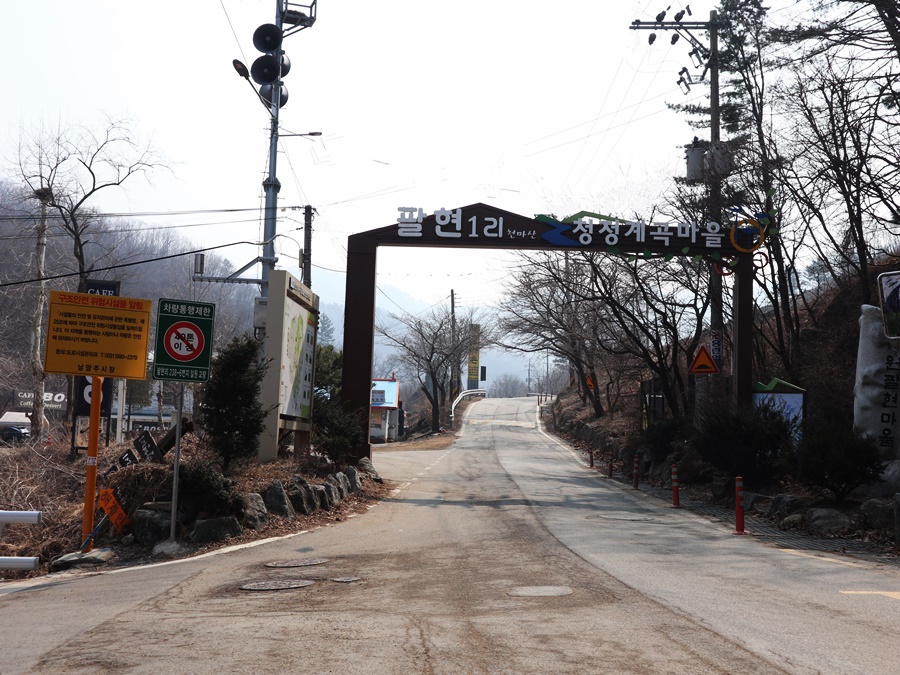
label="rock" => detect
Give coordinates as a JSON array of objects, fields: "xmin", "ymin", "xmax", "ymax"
[
  {"xmin": 710, "ymin": 479, "xmax": 732, "ymax": 503},
  {"xmin": 767, "ymin": 494, "xmax": 811, "ymax": 520},
  {"xmin": 346, "ymin": 466, "xmax": 362, "ymax": 492},
  {"xmin": 743, "ymin": 492, "xmax": 770, "ymax": 513},
  {"xmin": 782, "ymin": 514, "xmax": 805, "ymax": 529},
  {"xmin": 675, "ymin": 450, "xmax": 713, "ymax": 484},
  {"xmin": 51, "ymin": 548, "xmax": 116, "ymax": 571},
  {"xmin": 152, "ymin": 539, "xmax": 190, "ymax": 559},
  {"xmin": 851, "ymin": 460, "xmax": 900, "ymax": 499},
  {"xmin": 286, "ymin": 479, "xmax": 316, "ymax": 515},
  {"xmin": 242, "ymin": 493, "xmax": 269, "ymax": 530},
  {"xmin": 860, "ymin": 498, "xmax": 893, "ymax": 529},
  {"xmin": 132, "ymin": 508, "xmax": 173, "ymax": 546},
  {"xmin": 191, "ymin": 516, "xmax": 242, "ymax": 543},
  {"xmin": 121, "ymin": 534, "xmax": 136, "ymax": 547},
  {"xmin": 263, "ymin": 480, "xmax": 295, "ymax": 518},
  {"xmin": 312, "ymin": 484, "xmax": 332, "ymax": 510},
  {"xmin": 807, "ymin": 508, "xmax": 852, "ymax": 535},
  {"xmin": 323, "ymin": 482, "xmax": 341, "ymax": 506},
  {"xmin": 357, "ymin": 457, "xmax": 383, "ymax": 483},
  {"xmin": 328, "ymin": 473, "xmax": 351, "ymax": 500},
  {"xmin": 338, "ymin": 472, "xmax": 353, "ymax": 497}
]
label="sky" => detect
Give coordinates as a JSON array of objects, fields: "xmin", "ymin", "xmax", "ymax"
[
  {"xmin": 0, "ymin": 1, "xmax": 726, "ymax": 300},
  {"xmin": 1, "ymin": 1, "xmax": 740, "ymax": 380}
]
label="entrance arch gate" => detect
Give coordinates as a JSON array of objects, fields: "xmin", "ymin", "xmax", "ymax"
[{"xmin": 342, "ymin": 203, "xmax": 757, "ymax": 459}]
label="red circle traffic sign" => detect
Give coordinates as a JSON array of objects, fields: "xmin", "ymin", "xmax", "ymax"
[{"xmin": 163, "ymin": 321, "xmax": 205, "ymax": 362}]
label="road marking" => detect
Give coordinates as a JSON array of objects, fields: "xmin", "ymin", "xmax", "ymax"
[
  {"xmin": 841, "ymin": 591, "xmax": 900, "ymax": 601},
  {"xmin": 778, "ymin": 549, "xmax": 870, "ymax": 568}
]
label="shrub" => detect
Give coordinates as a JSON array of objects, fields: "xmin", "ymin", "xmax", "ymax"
[
  {"xmin": 311, "ymin": 394, "xmax": 365, "ymax": 469},
  {"xmin": 196, "ymin": 334, "xmax": 269, "ymax": 473},
  {"xmin": 785, "ymin": 424, "xmax": 883, "ymax": 501},
  {"xmin": 692, "ymin": 399, "xmax": 798, "ymax": 487},
  {"xmin": 641, "ymin": 416, "xmax": 691, "ymax": 462},
  {"xmin": 175, "ymin": 460, "xmax": 243, "ymax": 522}
]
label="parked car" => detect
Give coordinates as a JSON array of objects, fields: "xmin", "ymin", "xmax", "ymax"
[{"xmin": 0, "ymin": 425, "xmax": 30, "ymax": 446}]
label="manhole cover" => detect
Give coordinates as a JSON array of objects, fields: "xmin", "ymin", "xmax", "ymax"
[
  {"xmin": 508, "ymin": 586, "xmax": 573, "ymax": 597},
  {"xmin": 587, "ymin": 514, "xmax": 654, "ymax": 522},
  {"xmin": 240, "ymin": 579, "xmax": 316, "ymax": 591},
  {"xmin": 331, "ymin": 576, "xmax": 362, "ymax": 583},
  {"xmin": 265, "ymin": 558, "xmax": 330, "ymax": 568}
]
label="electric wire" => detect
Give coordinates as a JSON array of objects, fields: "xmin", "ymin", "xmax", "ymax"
[{"xmin": 0, "ymin": 239, "xmax": 264, "ymax": 289}]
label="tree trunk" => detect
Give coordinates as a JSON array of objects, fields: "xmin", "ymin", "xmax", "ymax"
[{"xmin": 29, "ymin": 196, "xmax": 50, "ymax": 441}]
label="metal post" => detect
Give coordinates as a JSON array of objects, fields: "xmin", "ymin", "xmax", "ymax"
[
  {"xmin": 734, "ymin": 475, "xmax": 747, "ymax": 535},
  {"xmin": 169, "ymin": 382, "xmax": 185, "ymax": 541},
  {"xmin": 708, "ymin": 10, "xmax": 725, "ymax": 381},
  {"xmin": 302, "ymin": 204, "xmax": 313, "ymax": 287},
  {"xmin": 672, "ymin": 463, "xmax": 681, "ymax": 508},
  {"xmin": 80, "ymin": 375, "xmax": 103, "ymax": 552},
  {"xmin": 260, "ymin": 0, "xmax": 286, "ymax": 298}
]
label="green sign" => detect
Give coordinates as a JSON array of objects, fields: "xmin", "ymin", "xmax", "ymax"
[{"xmin": 153, "ymin": 298, "xmax": 215, "ymax": 382}]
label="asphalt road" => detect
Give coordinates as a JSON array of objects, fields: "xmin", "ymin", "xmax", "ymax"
[{"xmin": 1, "ymin": 397, "xmax": 898, "ymax": 673}]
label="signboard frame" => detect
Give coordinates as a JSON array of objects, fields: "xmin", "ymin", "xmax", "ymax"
[
  {"xmin": 44, "ymin": 291, "xmax": 151, "ymax": 379},
  {"xmin": 153, "ymin": 299, "xmax": 216, "ymax": 383}
]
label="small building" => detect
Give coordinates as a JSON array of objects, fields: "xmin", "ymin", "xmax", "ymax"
[{"xmin": 370, "ymin": 378, "xmax": 402, "ymax": 442}]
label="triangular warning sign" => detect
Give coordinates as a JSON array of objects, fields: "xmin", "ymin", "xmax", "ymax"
[{"xmin": 689, "ymin": 345, "xmax": 720, "ymax": 375}]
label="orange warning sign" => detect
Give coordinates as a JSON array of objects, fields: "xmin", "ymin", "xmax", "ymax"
[
  {"xmin": 688, "ymin": 346, "xmax": 720, "ymax": 375},
  {"xmin": 99, "ymin": 489, "xmax": 132, "ymax": 534}
]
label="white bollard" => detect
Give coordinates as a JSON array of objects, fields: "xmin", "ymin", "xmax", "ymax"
[
  {"xmin": 0, "ymin": 511, "xmax": 42, "ymax": 525},
  {"xmin": 0, "ymin": 556, "xmax": 40, "ymax": 571}
]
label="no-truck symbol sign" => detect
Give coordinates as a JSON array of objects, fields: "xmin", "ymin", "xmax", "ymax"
[
  {"xmin": 153, "ymin": 299, "xmax": 216, "ymax": 382},
  {"xmin": 164, "ymin": 321, "xmax": 205, "ymax": 362}
]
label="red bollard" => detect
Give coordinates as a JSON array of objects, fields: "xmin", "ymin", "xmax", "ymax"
[
  {"xmin": 632, "ymin": 454, "xmax": 640, "ymax": 489},
  {"xmin": 733, "ymin": 475, "xmax": 748, "ymax": 535},
  {"xmin": 671, "ymin": 464, "xmax": 680, "ymax": 508}
]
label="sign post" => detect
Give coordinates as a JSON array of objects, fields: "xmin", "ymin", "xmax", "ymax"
[
  {"xmin": 153, "ymin": 299, "xmax": 215, "ymax": 540},
  {"xmin": 43, "ymin": 290, "xmax": 151, "ymax": 551}
]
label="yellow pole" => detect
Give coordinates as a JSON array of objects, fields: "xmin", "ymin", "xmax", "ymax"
[{"xmin": 80, "ymin": 375, "xmax": 103, "ymax": 552}]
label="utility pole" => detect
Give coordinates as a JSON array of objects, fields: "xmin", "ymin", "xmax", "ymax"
[
  {"xmin": 629, "ymin": 8, "xmax": 753, "ymax": 405},
  {"xmin": 302, "ymin": 203, "xmax": 313, "ymax": 287},
  {"xmin": 450, "ymin": 290, "xmax": 458, "ymax": 400}
]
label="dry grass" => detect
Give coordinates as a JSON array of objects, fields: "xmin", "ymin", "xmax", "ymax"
[{"xmin": 0, "ymin": 434, "xmax": 394, "ymax": 582}]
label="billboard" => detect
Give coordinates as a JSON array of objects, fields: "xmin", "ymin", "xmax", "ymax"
[{"xmin": 259, "ymin": 271, "xmax": 319, "ymax": 462}]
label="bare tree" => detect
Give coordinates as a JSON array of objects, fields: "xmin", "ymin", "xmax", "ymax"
[
  {"xmin": 16, "ymin": 117, "xmax": 165, "ymax": 290},
  {"xmin": 489, "ymin": 373, "xmax": 527, "ymax": 398},
  {"xmin": 377, "ymin": 305, "xmax": 488, "ymax": 432}
]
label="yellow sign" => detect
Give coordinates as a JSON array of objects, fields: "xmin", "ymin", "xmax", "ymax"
[
  {"xmin": 45, "ymin": 291, "xmax": 152, "ymax": 379},
  {"xmin": 467, "ymin": 351, "xmax": 480, "ymax": 381},
  {"xmin": 688, "ymin": 345, "xmax": 720, "ymax": 375},
  {"xmin": 99, "ymin": 489, "xmax": 132, "ymax": 535}
]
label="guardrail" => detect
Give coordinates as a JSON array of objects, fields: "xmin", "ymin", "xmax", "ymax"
[
  {"xmin": 449, "ymin": 389, "xmax": 487, "ymax": 426},
  {"xmin": 0, "ymin": 510, "xmax": 42, "ymax": 570}
]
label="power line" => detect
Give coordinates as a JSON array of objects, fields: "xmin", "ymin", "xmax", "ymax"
[
  {"xmin": 0, "ymin": 206, "xmax": 304, "ymax": 222},
  {"xmin": 0, "ymin": 239, "xmax": 263, "ymax": 289},
  {"xmin": 0, "ymin": 217, "xmax": 263, "ymax": 241}
]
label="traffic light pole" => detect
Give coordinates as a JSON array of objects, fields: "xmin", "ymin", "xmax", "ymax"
[{"xmin": 259, "ymin": 2, "xmax": 286, "ymax": 299}]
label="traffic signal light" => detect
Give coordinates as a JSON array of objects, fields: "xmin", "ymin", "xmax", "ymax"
[{"xmin": 250, "ymin": 23, "xmax": 290, "ymax": 108}]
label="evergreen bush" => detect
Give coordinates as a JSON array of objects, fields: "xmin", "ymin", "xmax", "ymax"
[
  {"xmin": 692, "ymin": 399, "xmax": 798, "ymax": 487},
  {"xmin": 196, "ymin": 334, "xmax": 269, "ymax": 473},
  {"xmin": 785, "ymin": 424, "xmax": 883, "ymax": 501}
]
